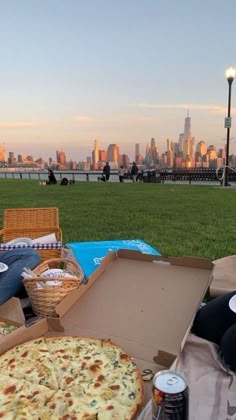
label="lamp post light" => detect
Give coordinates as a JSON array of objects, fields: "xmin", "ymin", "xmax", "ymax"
[{"xmin": 224, "ymin": 66, "xmax": 236, "ymax": 187}]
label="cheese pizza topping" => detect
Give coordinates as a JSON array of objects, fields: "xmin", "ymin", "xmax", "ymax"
[
  {"xmin": 0, "ymin": 337, "xmax": 144, "ymax": 419},
  {"xmin": 0, "ymin": 322, "xmax": 18, "ymax": 336}
]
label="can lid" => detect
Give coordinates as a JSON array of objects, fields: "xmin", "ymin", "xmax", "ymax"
[{"xmin": 153, "ymin": 370, "xmax": 187, "ymax": 394}]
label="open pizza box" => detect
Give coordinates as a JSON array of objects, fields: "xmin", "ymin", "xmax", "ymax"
[
  {"xmin": 0, "ymin": 297, "xmax": 48, "ymax": 354},
  {"xmin": 46, "ymin": 249, "xmax": 213, "ymax": 407}
]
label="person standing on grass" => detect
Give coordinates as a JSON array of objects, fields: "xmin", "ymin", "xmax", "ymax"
[
  {"xmin": 118, "ymin": 165, "xmax": 125, "ymax": 183},
  {"xmin": 131, "ymin": 162, "xmax": 139, "ymax": 183},
  {"xmin": 103, "ymin": 162, "xmax": 111, "ymax": 181}
]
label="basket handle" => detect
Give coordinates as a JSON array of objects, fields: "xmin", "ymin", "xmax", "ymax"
[
  {"xmin": 22, "ymin": 276, "xmax": 81, "ymax": 285},
  {"xmin": 40, "ymin": 257, "xmax": 79, "ymax": 264},
  {"xmin": 34, "ymin": 257, "xmax": 82, "ymax": 270}
]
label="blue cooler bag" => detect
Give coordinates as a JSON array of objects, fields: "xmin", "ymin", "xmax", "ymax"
[{"xmin": 66, "ymin": 239, "xmax": 160, "ymax": 279}]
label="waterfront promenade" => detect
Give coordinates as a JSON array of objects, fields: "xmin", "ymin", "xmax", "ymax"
[{"xmin": 1, "ymin": 168, "xmax": 236, "ymax": 185}]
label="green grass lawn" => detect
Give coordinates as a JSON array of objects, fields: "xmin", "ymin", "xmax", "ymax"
[{"xmin": 0, "ymin": 179, "xmax": 236, "ymax": 260}]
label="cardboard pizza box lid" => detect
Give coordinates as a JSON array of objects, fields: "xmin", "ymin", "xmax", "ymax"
[
  {"xmin": 50, "ymin": 250, "xmax": 213, "ymax": 368},
  {"xmin": 0, "ymin": 297, "xmax": 25, "ymax": 324},
  {"xmin": 0, "ymin": 297, "xmax": 49, "ymax": 354}
]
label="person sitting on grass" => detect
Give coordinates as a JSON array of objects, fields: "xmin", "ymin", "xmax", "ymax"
[
  {"xmin": 0, "ymin": 248, "xmax": 40, "ymax": 305},
  {"xmin": 47, "ymin": 169, "xmax": 57, "ymax": 185}
]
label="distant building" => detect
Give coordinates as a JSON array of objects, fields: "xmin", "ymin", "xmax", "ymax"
[
  {"xmin": 0, "ymin": 145, "xmax": 6, "ymax": 163},
  {"xmin": 167, "ymin": 139, "xmax": 174, "ymax": 167},
  {"xmin": 99, "ymin": 150, "xmax": 107, "ymax": 161},
  {"xmin": 178, "ymin": 133, "xmax": 184, "ymax": 155},
  {"xmin": 8, "ymin": 152, "xmax": 16, "ymax": 165},
  {"xmin": 56, "ymin": 150, "xmax": 66, "ymax": 168},
  {"xmin": 183, "ymin": 111, "xmax": 194, "ymax": 159},
  {"xmin": 78, "ymin": 161, "xmax": 91, "ymax": 170},
  {"xmin": 207, "ymin": 145, "xmax": 217, "ymax": 161},
  {"xmin": 135, "ymin": 143, "xmax": 140, "ymax": 160},
  {"xmin": 92, "ymin": 140, "xmax": 99, "ymax": 169},
  {"xmin": 175, "ymin": 156, "xmax": 183, "ymax": 168},
  {"xmin": 68, "ymin": 160, "xmax": 78, "ymax": 170},
  {"xmin": 218, "ymin": 148, "xmax": 225, "ymax": 160},
  {"xmin": 144, "ymin": 138, "xmax": 159, "ymax": 165},
  {"xmin": 196, "ymin": 140, "xmax": 207, "ymax": 156},
  {"xmin": 120, "ymin": 154, "xmax": 129, "ymax": 169},
  {"xmin": 107, "ymin": 144, "xmax": 119, "ymax": 164},
  {"xmin": 26, "ymin": 155, "xmax": 34, "ymax": 162},
  {"xmin": 18, "ymin": 154, "xmax": 25, "ymax": 163},
  {"xmin": 173, "ymin": 142, "xmax": 179, "ymax": 155}
]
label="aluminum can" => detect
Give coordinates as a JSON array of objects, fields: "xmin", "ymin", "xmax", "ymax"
[{"xmin": 152, "ymin": 370, "xmax": 189, "ymax": 420}]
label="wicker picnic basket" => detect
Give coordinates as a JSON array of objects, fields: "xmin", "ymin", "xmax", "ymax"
[
  {"xmin": 23, "ymin": 258, "xmax": 84, "ymax": 318},
  {"xmin": 0, "ymin": 207, "xmax": 62, "ymax": 261}
]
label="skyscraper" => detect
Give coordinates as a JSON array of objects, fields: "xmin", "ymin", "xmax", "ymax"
[
  {"xmin": 178, "ymin": 133, "xmax": 184, "ymax": 155},
  {"xmin": 167, "ymin": 139, "xmax": 174, "ymax": 167},
  {"xmin": 107, "ymin": 144, "xmax": 119, "ymax": 165},
  {"xmin": 144, "ymin": 138, "xmax": 159, "ymax": 165},
  {"xmin": 0, "ymin": 145, "xmax": 6, "ymax": 163},
  {"xmin": 183, "ymin": 110, "xmax": 194, "ymax": 160},
  {"xmin": 150, "ymin": 138, "xmax": 156, "ymax": 149},
  {"xmin": 56, "ymin": 150, "xmax": 66, "ymax": 167},
  {"xmin": 184, "ymin": 111, "xmax": 191, "ymax": 142},
  {"xmin": 135, "ymin": 143, "xmax": 143, "ymax": 163},
  {"xmin": 92, "ymin": 139, "xmax": 99, "ymax": 169},
  {"xmin": 8, "ymin": 152, "xmax": 16, "ymax": 165},
  {"xmin": 196, "ymin": 141, "xmax": 207, "ymax": 156},
  {"xmin": 99, "ymin": 150, "xmax": 107, "ymax": 161},
  {"xmin": 135, "ymin": 143, "xmax": 140, "ymax": 160}
]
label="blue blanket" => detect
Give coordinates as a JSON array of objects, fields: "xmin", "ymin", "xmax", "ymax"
[{"xmin": 66, "ymin": 239, "xmax": 160, "ymax": 279}]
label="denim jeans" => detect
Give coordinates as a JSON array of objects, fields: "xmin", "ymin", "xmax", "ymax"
[{"xmin": 0, "ymin": 249, "xmax": 41, "ymax": 305}]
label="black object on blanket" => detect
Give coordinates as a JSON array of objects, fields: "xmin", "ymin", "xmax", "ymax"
[
  {"xmin": 220, "ymin": 324, "xmax": 236, "ymax": 371},
  {"xmin": 192, "ymin": 291, "xmax": 236, "ymax": 345}
]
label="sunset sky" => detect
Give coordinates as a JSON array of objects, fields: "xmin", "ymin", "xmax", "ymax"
[{"xmin": 0, "ymin": 0, "xmax": 236, "ymax": 160}]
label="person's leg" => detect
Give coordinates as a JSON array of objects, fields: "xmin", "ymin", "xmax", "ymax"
[
  {"xmin": 192, "ymin": 291, "xmax": 236, "ymax": 345},
  {"xmin": 0, "ymin": 249, "xmax": 40, "ymax": 305}
]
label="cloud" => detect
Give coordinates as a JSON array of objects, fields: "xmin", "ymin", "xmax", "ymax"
[
  {"xmin": 0, "ymin": 122, "xmax": 36, "ymax": 128},
  {"xmin": 72, "ymin": 115, "xmax": 92, "ymax": 122},
  {"xmin": 117, "ymin": 115, "xmax": 154, "ymax": 122},
  {"xmin": 72, "ymin": 114, "xmax": 154, "ymax": 125},
  {"xmin": 137, "ymin": 103, "xmax": 236, "ymax": 115},
  {"xmin": 0, "ymin": 121, "xmax": 70, "ymax": 129}
]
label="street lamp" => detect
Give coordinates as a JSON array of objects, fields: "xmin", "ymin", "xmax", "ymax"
[{"xmin": 224, "ymin": 66, "xmax": 236, "ymax": 186}]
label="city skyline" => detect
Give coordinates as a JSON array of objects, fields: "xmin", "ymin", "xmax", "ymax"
[
  {"xmin": 1, "ymin": 115, "xmax": 230, "ymax": 170},
  {"xmin": 0, "ymin": 0, "xmax": 236, "ymax": 160},
  {"xmin": 0, "ymin": 111, "xmax": 231, "ymax": 164}
]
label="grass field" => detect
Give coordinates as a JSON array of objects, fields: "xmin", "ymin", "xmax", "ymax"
[{"xmin": 1, "ymin": 179, "xmax": 236, "ymax": 261}]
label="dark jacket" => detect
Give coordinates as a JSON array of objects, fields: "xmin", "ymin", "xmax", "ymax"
[
  {"xmin": 103, "ymin": 164, "xmax": 110, "ymax": 175},
  {"xmin": 131, "ymin": 164, "xmax": 138, "ymax": 175},
  {"xmin": 48, "ymin": 170, "xmax": 57, "ymax": 184}
]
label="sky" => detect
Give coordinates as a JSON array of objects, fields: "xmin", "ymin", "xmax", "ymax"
[{"xmin": 0, "ymin": 0, "xmax": 236, "ymax": 161}]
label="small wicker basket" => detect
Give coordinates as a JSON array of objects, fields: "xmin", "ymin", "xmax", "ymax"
[{"xmin": 23, "ymin": 258, "xmax": 84, "ymax": 318}]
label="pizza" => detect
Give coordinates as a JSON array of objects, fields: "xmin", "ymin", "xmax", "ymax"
[
  {"xmin": 0, "ymin": 336, "xmax": 144, "ymax": 419},
  {"xmin": 0, "ymin": 322, "xmax": 18, "ymax": 336}
]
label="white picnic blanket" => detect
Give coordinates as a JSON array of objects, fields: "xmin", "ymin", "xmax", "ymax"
[{"xmin": 138, "ymin": 333, "xmax": 236, "ymax": 420}]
